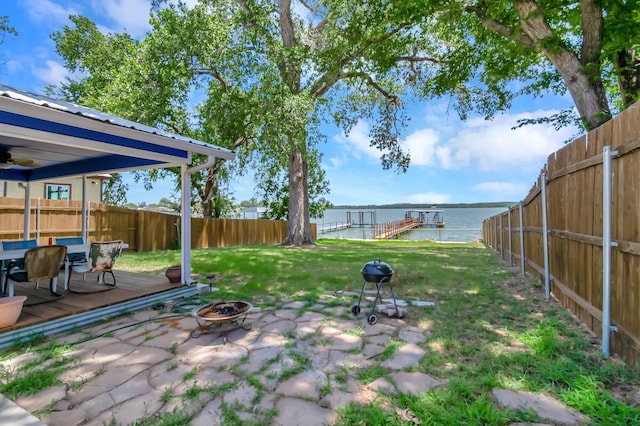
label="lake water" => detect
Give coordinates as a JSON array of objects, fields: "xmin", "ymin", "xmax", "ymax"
[{"xmin": 312, "ymin": 207, "xmax": 508, "ymax": 242}]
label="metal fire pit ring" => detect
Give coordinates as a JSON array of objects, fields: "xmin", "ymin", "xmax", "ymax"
[{"xmin": 190, "ymin": 300, "xmax": 253, "ymax": 342}]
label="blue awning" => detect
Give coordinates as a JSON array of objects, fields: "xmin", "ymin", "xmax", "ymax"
[{"xmin": 0, "ymin": 84, "xmax": 234, "ymax": 182}]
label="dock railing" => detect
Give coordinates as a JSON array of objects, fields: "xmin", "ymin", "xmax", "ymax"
[
  {"xmin": 373, "ymin": 218, "xmax": 421, "ymax": 239},
  {"xmin": 317, "ymin": 221, "xmax": 352, "ymax": 234}
]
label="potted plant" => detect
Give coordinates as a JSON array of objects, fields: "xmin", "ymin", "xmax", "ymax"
[
  {"xmin": 0, "ymin": 296, "xmax": 27, "ymax": 328},
  {"xmin": 165, "ymin": 266, "xmax": 182, "ymax": 283}
]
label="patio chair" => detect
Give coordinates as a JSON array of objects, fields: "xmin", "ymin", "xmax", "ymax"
[
  {"xmin": 2, "ymin": 245, "xmax": 67, "ymax": 301},
  {"xmin": 67, "ymin": 240, "xmax": 123, "ymax": 293},
  {"xmin": 1, "ymin": 239, "xmax": 38, "ymax": 295},
  {"xmin": 54, "ymin": 236, "xmax": 87, "ymax": 265}
]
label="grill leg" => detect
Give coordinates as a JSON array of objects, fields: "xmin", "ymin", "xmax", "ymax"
[
  {"xmin": 369, "ymin": 277, "xmax": 387, "ymax": 318},
  {"xmin": 387, "ymin": 281, "xmax": 401, "ymax": 317}
]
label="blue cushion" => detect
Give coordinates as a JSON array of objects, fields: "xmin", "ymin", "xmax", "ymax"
[
  {"xmin": 54, "ymin": 237, "xmax": 87, "ymax": 263},
  {"xmin": 1, "ymin": 239, "xmax": 38, "ymax": 269},
  {"xmin": 1, "ymin": 239, "xmax": 38, "ymax": 250}
]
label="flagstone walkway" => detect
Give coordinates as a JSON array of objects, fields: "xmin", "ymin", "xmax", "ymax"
[{"xmin": 2, "ymin": 293, "xmax": 588, "ymax": 425}]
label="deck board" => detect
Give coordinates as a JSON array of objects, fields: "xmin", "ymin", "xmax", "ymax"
[{"xmin": 1, "ymin": 270, "xmax": 181, "ymax": 334}]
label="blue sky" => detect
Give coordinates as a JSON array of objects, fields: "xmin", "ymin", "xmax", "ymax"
[{"xmin": 0, "ymin": 0, "xmax": 580, "ymax": 206}]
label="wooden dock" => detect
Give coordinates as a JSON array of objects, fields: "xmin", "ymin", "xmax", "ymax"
[
  {"xmin": 373, "ymin": 218, "xmax": 421, "ymax": 239},
  {"xmin": 318, "ymin": 222, "xmax": 352, "ymax": 233}
]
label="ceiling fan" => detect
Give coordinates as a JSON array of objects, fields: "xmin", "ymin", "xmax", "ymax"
[{"xmin": 0, "ymin": 146, "xmax": 43, "ymax": 169}]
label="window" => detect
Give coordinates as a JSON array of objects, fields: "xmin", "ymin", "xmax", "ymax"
[{"xmin": 45, "ymin": 184, "xmax": 71, "ymax": 200}]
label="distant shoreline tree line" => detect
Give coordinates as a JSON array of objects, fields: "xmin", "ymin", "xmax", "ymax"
[{"xmin": 332, "ymin": 202, "xmax": 515, "ymax": 210}]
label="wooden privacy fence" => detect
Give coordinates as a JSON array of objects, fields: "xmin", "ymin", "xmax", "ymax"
[
  {"xmin": 482, "ymin": 101, "xmax": 640, "ymax": 367},
  {"xmin": 0, "ymin": 198, "xmax": 316, "ymax": 251}
]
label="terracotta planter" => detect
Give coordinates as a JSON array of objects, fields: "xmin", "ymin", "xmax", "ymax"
[
  {"xmin": 0, "ymin": 296, "xmax": 27, "ymax": 328},
  {"xmin": 165, "ymin": 266, "xmax": 182, "ymax": 283}
]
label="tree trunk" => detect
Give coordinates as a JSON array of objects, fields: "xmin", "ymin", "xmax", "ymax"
[
  {"xmin": 202, "ymin": 167, "xmax": 218, "ymax": 218},
  {"xmin": 278, "ymin": 0, "xmax": 312, "ymax": 245},
  {"xmin": 282, "ymin": 149, "xmax": 314, "ymax": 246},
  {"xmin": 614, "ymin": 49, "xmax": 640, "ymax": 108},
  {"xmin": 515, "ymin": 0, "xmax": 611, "ymax": 130}
]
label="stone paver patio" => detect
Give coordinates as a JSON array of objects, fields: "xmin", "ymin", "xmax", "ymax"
[{"xmin": 1, "ymin": 292, "xmax": 586, "ymax": 425}]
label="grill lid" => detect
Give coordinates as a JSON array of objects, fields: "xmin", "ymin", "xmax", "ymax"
[{"xmin": 360, "ymin": 258, "xmax": 394, "ymax": 277}]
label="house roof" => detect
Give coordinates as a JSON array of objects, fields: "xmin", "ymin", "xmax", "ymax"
[{"xmin": 0, "ymin": 84, "xmax": 235, "ymax": 182}]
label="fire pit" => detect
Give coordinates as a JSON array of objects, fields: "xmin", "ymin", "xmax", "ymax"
[
  {"xmin": 191, "ymin": 300, "xmax": 252, "ymax": 342},
  {"xmin": 352, "ymin": 258, "xmax": 401, "ymax": 324}
]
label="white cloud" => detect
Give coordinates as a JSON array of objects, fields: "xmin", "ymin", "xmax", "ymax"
[
  {"xmin": 332, "ymin": 110, "xmax": 576, "ymax": 175},
  {"xmin": 5, "ymin": 58, "xmax": 25, "ymax": 75},
  {"xmin": 441, "ymin": 111, "xmax": 574, "ymax": 172},
  {"xmin": 327, "ymin": 156, "xmax": 345, "ymax": 169},
  {"xmin": 32, "ymin": 60, "xmax": 69, "ymax": 85},
  {"xmin": 24, "ymin": 0, "xmax": 79, "ymax": 24},
  {"xmin": 400, "ymin": 128, "xmax": 439, "ymax": 166},
  {"xmin": 101, "ymin": 0, "xmax": 152, "ymax": 38},
  {"xmin": 406, "ymin": 192, "xmax": 452, "ymax": 204},
  {"xmin": 333, "ymin": 121, "xmax": 380, "ymax": 161},
  {"xmin": 472, "ymin": 181, "xmax": 530, "ymax": 199}
]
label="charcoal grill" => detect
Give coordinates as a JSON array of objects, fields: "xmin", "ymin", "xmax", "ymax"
[
  {"xmin": 352, "ymin": 258, "xmax": 401, "ymax": 324},
  {"xmin": 190, "ymin": 300, "xmax": 252, "ymax": 343}
]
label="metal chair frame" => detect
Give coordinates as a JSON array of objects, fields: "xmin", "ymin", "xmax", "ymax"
[
  {"xmin": 67, "ymin": 240, "xmax": 123, "ymax": 293},
  {"xmin": 2, "ymin": 245, "xmax": 67, "ymax": 302}
]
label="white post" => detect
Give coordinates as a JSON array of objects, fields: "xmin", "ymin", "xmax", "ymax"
[
  {"xmin": 181, "ymin": 164, "xmax": 190, "ymax": 284},
  {"xmin": 23, "ymin": 183, "xmax": 31, "ymax": 240},
  {"xmin": 85, "ymin": 202, "xmax": 91, "ymax": 242},
  {"xmin": 602, "ymin": 146, "xmax": 617, "ymax": 357},
  {"xmin": 182, "ymin": 156, "xmax": 216, "ymax": 284},
  {"xmin": 519, "ymin": 201, "xmax": 525, "ymax": 275},
  {"xmin": 82, "ymin": 176, "xmax": 87, "ymax": 241},
  {"xmin": 541, "ymin": 174, "xmax": 550, "ymax": 300},
  {"xmin": 36, "ymin": 198, "xmax": 41, "ymax": 241}
]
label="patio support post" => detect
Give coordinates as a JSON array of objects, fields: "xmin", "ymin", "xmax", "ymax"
[
  {"xmin": 541, "ymin": 173, "xmax": 551, "ymax": 300},
  {"xmin": 23, "ymin": 182, "xmax": 30, "ymax": 240},
  {"xmin": 519, "ymin": 201, "xmax": 525, "ymax": 275},
  {"xmin": 602, "ymin": 145, "xmax": 618, "ymax": 357},
  {"xmin": 36, "ymin": 198, "xmax": 41, "ymax": 241},
  {"xmin": 181, "ymin": 155, "xmax": 215, "ymax": 285},
  {"xmin": 82, "ymin": 176, "xmax": 87, "ymax": 241}
]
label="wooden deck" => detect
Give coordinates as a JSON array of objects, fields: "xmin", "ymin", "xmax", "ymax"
[
  {"xmin": 373, "ymin": 218, "xmax": 421, "ymax": 239},
  {"xmin": 1, "ymin": 269, "xmax": 189, "ymax": 335}
]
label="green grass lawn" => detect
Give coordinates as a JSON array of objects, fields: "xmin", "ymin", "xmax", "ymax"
[
  {"xmin": 3, "ymin": 239, "xmax": 639, "ymax": 424},
  {"xmin": 114, "ymin": 239, "xmax": 640, "ymax": 424}
]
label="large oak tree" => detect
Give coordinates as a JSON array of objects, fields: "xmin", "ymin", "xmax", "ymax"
[
  {"xmin": 51, "ymin": 0, "xmax": 637, "ymax": 246},
  {"xmin": 52, "ymin": 0, "xmax": 430, "ymax": 245},
  {"xmin": 407, "ymin": 0, "xmax": 640, "ymax": 131}
]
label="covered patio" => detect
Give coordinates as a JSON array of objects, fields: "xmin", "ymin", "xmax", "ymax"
[
  {"xmin": 0, "ymin": 84, "xmax": 235, "ymax": 347},
  {"xmin": 0, "ymin": 269, "xmax": 196, "ymax": 347}
]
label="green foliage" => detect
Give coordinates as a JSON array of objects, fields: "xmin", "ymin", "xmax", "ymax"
[
  {"xmin": 403, "ymin": 0, "xmax": 640, "ymax": 130},
  {"xmin": 0, "ymin": 16, "xmax": 18, "ymax": 76},
  {"xmin": 0, "ymin": 15, "xmax": 17, "ymax": 44},
  {"xmin": 49, "ymin": 0, "xmax": 442, "ymax": 239}
]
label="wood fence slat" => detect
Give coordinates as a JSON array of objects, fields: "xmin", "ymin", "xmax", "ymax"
[
  {"xmin": 0, "ymin": 198, "xmax": 310, "ymax": 251},
  {"xmin": 482, "ymin": 102, "xmax": 640, "ymax": 367}
]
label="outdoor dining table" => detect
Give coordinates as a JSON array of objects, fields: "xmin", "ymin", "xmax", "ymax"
[{"xmin": 0, "ymin": 243, "xmax": 128, "ymax": 295}]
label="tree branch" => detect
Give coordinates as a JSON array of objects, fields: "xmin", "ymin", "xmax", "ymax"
[
  {"xmin": 393, "ymin": 55, "xmax": 440, "ymax": 64},
  {"xmin": 466, "ymin": 4, "xmax": 537, "ymax": 50},
  {"xmin": 309, "ymin": 24, "xmax": 413, "ymax": 97}
]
